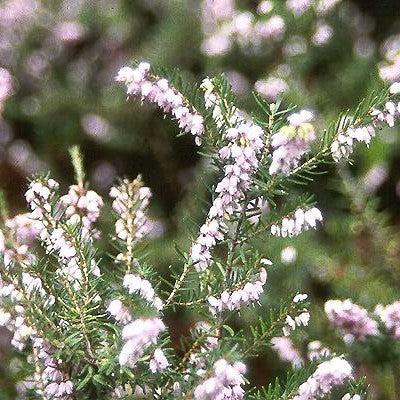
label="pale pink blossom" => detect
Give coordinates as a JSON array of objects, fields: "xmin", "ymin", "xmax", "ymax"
[
  {"xmin": 325, "ymin": 299, "xmax": 379, "ymax": 341},
  {"xmin": 271, "ymin": 337, "xmax": 303, "ymax": 368},
  {"xmin": 291, "ymin": 357, "xmax": 353, "ymax": 400}
]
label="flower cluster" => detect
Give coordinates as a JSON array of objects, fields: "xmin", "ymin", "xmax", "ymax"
[
  {"xmin": 208, "ymin": 267, "xmax": 267, "ymax": 314},
  {"xmin": 25, "ymin": 178, "xmax": 59, "ymax": 224},
  {"xmin": 26, "ymin": 181, "xmax": 74, "ymax": 271},
  {"xmin": 269, "ymin": 110, "xmax": 316, "ymax": 175},
  {"xmin": 371, "ymin": 96, "xmax": 400, "ymax": 128},
  {"xmin": 0, "ymin": 272, "xmax": 48, "ymax": 352},
  {"xmin": 291, "ymin": 357, "xmax": 353, "ymax": 400},
  {"xmin": 109, "ymin": 176, "xmax": 166, "ymax": 372},
  {"xmin": 119, "ymin": 318, "xmax": 165, "ymax": 368},
  {"xmin": 375, "ymin": 301, "xmax": 400, "ymax": 338},
  {"xmin": 50, "ymin": 228, "xmax": 100, "ymax": 286},
  {"xmin": 32, "ymin": 337, "xmax": 74, "ymax": 399},
  {"xmin": 59, "ymin": 184, "xmax": 103, "ymax": 231},
  {"xmin": 324, "ymin": 299, "xmax": 379, "ymax": 341},
  {"xmin": 107, "ymin": 299, "xmax": 132, "ymax": 325},
  {"xmin": 1, "ymin": 212, "xmax": 40, "ymax": 268},
  {"xmin": 26, "ymin": 178, "xmax": 100, "ymax": 287},
  {"xmin": 283, "ymin": 294, "xmax": 310, "ymax": 336},
  {"xmin": 1, "ymin": 239, "xmax": 35, "ymax": 270},
  {"xmin": 187, "ymin": 207, "xmax": 218, "ymax": 271},
  {"xmin": 331, "ymin": 124, "xmax": 376, "ymax": 162},
  {"xmin": 149, "ymin": 348, "xmax": 170, "ymax": 373},
  {"xmin": 116, "ymin": 62, "xmax": 204, "ymax": 145},
  {"xmin": 271, "ymin": 207, "xmax": 323, "ymax": 237},
  {"xmin": 194, "ymin": 358, "xmax": 246, "ymax": 400},
  {"xmin": 271, "ymin": 336, "xmax": 303, "ymax": 368},
  {"xmin": 331, "ymin": 91, "xmax": 400, "ymax": 162},
  {"xmin": 8, "ymin": 312, "xmax": 34, "ymax": 351},
  {"xmin": 5, "ymin": 213, "xmax": 41, "ymax": 246},
  {"xmin": 201, "ymin": 77, "xmax": 241, "ymax": 128},
  {"xmin": 109, "ymin": 178, "xmax": 162, "ymax": 328},
  {"xmin": 123, "ymin": 273, "xmax": 163, "ymax": 311},
  {"xmin": 191, "ymin": 79, "xmax": 265, "ymax": 271},
  {"xmin": 110, "ymin": 177, "xmax": 152, "ymax": 254},
  {"xmin": 0, "ymin": 277, "xmax": 70, "ymax": 400}
]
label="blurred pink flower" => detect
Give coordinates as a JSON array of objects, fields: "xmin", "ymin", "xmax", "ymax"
[
  {"xmin": 0, "ymin": 68, "xmax": 13, "ymax": 103},
  {"xmin": 54, "ymin": 21, "xmax": 85, "ymax": 43}
]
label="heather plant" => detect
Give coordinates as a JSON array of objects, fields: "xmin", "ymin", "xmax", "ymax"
[{"xmin": 1, "ymin": 58, "xmax": 400, "ymax": 400}]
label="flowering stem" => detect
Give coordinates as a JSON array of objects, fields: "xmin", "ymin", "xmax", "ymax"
[
  {"xmin": 0, "ymin": 267, "xmax": 63, "ymax": 346},
  {"xmin": 237, "ymin": 201, "xmax": 311, "ymax": 245}
]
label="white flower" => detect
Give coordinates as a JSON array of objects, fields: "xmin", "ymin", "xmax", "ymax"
[
  {"xmin": 0, "ymin": 309, "xmax": 11, "ymax": 326},
  {"xmin": 281, "ymin": 246, "xmax": 297, "ymax": 264},
  {"xmin": 287, "ymin": 110, "xmax": 314, "ymax": 126},
  {"xmin": 115, "ymin": 67, "xmax": 135, "ymax": 84},
  {"xmin": 123, "ymin": 273, "xmax": 163, "ymax": 310},
  {"xmin": 257, "ymin": 1, "xmax": 273, "ymax": 14},
  {"xmin": 119, "ymin": 318, "xmax": 165, "ymax": 368},
  {"xmin": 293, "ymin": 293, "xmax": 308, "ymax": 304},
  {"xmin": 389, "ymin": 82, "xmax": 400, "ymax": 94},
  {"xmin": 149, "ymin": 348, "xmax": 170, "ymax": 373},
  {"xmin": 342, "ymin": 394, "xmax": 361, "ymax": 400},
  {"xmin": 286, "ymin": 0, "xmax": 313, "ymax": 16},
  {"xmin": 271, "ymin": 207, "xmax": 323, "ymax": 237},
  {"xmin": 312, "ymin": 23, "xmax": 333, "ymax": 46},
  {"xmin": 260, "ymin": 258, "xmax": 273, "ymax": 266},
  {"xmin": 107, "ymin": 300, "xmax": 132, "ymax": 325},
  {"xmin": 283, "ymin": 295, "xmax": 309, "ymax": 336}
]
